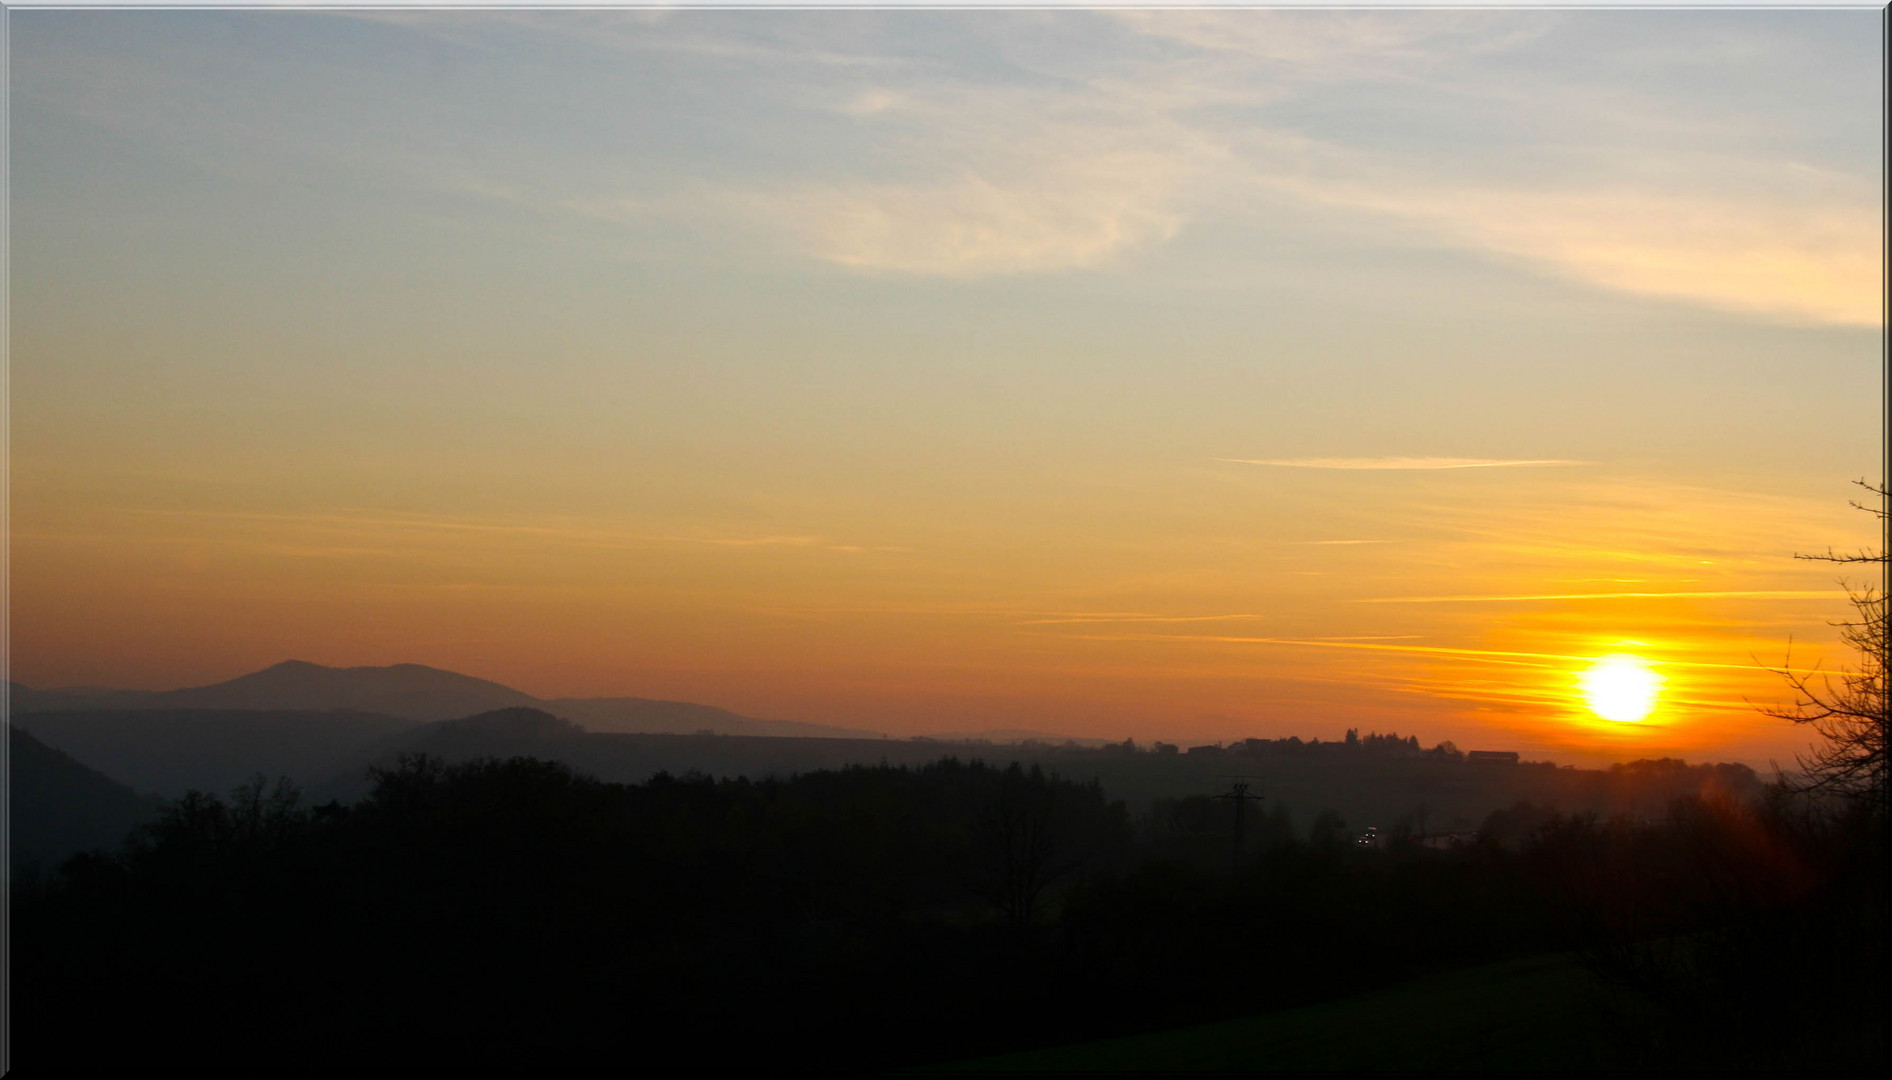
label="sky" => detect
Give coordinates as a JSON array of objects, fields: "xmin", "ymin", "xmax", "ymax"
[{"xmin": 8, "ymin": 7, "xmax": 1884, "ymax": 768}]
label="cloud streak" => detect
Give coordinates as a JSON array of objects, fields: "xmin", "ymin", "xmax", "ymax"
[
  {"xmin": 1218, "ymin": 457, "xmax": 1588, "ymax": 470},
  {"xmin": 716, "ymin": 67, "xmax": 1226, "ymax": 277},
  {"xmin": 31, "ymin": 11, "xmax": 1872, "ymax": 322},
  {"xmin": 1353, "ymin": 590, "xmax": 1854, "ymax": 604},
  {"xmin": 729, "ymin": 162, "xmax": 1190, "ymax": 277},
  {"xmin": 1016, "ymin": 612, "xmax": 1273, "ymax": 626},
  {"xmin": 1276, "ymin": 176, "xmax": 1884, "ymax": 328},
  {"xmin": 1049, "ymin": 631, "xmax": 1831, "ymax": 677},
  {"xmin": 762, "ymin": 10, "xmax": 1878, "ymax": 321},
  {"xmin": 111, "ymin": 508, "xmax": 897, "ymax": 556}
]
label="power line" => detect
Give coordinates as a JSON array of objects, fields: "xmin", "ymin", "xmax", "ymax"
[{"xmin": 1213, "ymin": 775, "xmax": 1265, "ymax": 864}]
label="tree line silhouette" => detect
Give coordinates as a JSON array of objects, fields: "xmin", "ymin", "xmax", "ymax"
[{"xmin": 15, "ymin": 749, "xmax": 1881, "ymax": 1070}]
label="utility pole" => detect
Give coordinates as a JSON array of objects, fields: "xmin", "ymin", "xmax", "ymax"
[{"xmin": 1213, "ymin": 776, "xmax": 1265, "ymax": 865}]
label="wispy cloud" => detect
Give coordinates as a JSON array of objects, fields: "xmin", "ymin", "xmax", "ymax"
[
  {"xmin": 1112, "ymin": 9, "xmax": 1533, "ymax": 74},
  {"xmin": 715, "ymin": 62, "xmax": 1227, "ymax": 276},
  {"xmin": 1353, "ymin": 590, "xmax": 1853, "ymax": 604},
  {"xmin": 1275, "ymin": 176, "xmax": 1884, "ymax": 328},
  {"xmin": 1218, "ymin": 457, "xmax": 1588, "ymax": 470},
  {"xmin": 111, "ymin": 507, "xmax": 898, "ymax": 556},
  {"xmin": 726, "ymin": 161, "xmax": 1191, "ymax": 277},
  {"xmin": 1046, "ymin": 631, "xmax": 1830, "ymax": 677},
  {"xmin": 685, "ymin": 534, "xmax": 823, "ymax": 547},
  {"xmin": 29, "ymin": 11, "xmax": 1873, "ymax": 320},
  {"xmin": 1114, "ymin": 10, "xmax": 1881, "ymax": 326},
  {"xmin": 1016, "ymin": 612, "xmax": 1271, "ymax": 626},
  {"xmin": 1050, "ymin": 632, "xmax": 1579, "ymax": 669}
]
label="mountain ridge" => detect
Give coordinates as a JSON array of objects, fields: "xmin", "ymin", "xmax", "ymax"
[
  {"xmin": 9, "ymin": 725, "xmax": 165, "ymax": 872},
  {"xmin": 10, "ymin": 661, "xmax": 883, "ymax": 738}
]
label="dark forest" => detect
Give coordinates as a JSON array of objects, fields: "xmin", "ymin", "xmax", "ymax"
[{"xmin": 14, "ymin": 742, "xmax": 1883, "ymax": 1071}]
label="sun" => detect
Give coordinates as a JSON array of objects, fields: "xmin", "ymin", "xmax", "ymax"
[{"xmin": 1580, "ymin": 654, "xmax": 1662, "ymax": 723}]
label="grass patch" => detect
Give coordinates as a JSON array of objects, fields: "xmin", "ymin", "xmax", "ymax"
[{"xmin": 918, "ymin": 952, "xmax": 1648, "ymax": 1072}]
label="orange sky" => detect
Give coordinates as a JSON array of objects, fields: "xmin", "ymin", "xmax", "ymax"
[
  {"xmin": 11, "ymin": 461, "xmax": 1880, "ymax": 767},
  {"xmin": 8, "ymin": 9, "xmax": 1884, "ymax": 769}
]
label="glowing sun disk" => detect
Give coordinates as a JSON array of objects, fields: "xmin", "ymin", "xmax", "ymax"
[{"xmin": 1580, "ymin": 654, "xmax": 1661, "ymax": 723}]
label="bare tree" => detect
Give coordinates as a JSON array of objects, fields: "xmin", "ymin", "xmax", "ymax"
[
  {"xmin": 969, "ymin": 765, "xmax": 1081, "ymax": 926},
  {"xmin": 1763, "ymin": 480, "xmax": 1887, "ymax": 817}
]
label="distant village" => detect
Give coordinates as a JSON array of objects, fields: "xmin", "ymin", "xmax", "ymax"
[{"xmin": 918, "ymin": 727, "xmax": 1525, "ymax": 767}]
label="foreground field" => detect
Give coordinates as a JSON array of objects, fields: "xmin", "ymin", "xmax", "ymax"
[{"xmin": 926, "ymin": 952, "xmax": 1646, "ymax": 1072}]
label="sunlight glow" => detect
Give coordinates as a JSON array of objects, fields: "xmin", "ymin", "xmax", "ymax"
[{"xmin": 1580, "ymin": 654, "xmax": 1663, "ymax": 724}]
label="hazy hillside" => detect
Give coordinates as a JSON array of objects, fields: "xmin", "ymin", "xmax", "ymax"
[
  {"xmin": 12, "ymin": 660, "xmax": 880, "ymax": 737},
  {"xmin": 9, "ymin": 725, "xmax": 164, "ymax": 873},
  {"xmin": 1051, "ymin": 751, "xmax": 1762, "ymax": 837},
  {"xmin": 305, "ymin": 721, "xmax": 1760, "ymax": 837},
  {"xmin": 920, "ymin": 728, "xmax": 1115, "ymax": 747},
  {"xmin": 12, "ymin": 661, "xmax": 538, "ymax": 722},
  {"xmin": 349, "ymin": 707, "xmax": 587, "ymax": 773},
  {"xmin": 311, "ymin": 717, "xmax": 907, "ymax": 803},
  {"xmin": 17, "ymin": 670, "xmax": 1764, "ymax": 841},
  {"xmin": 546, "ymin": 696, "xmax": 879, "ymax": 739},
  {"xmin": 11, "ymin": 708, "xmax": 421, "ymax": 799}
]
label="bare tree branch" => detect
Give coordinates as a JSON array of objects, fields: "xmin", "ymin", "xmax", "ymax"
[{"xmin": 1764, "ymin": 481, "xmax": 1887, "ymax": 818}]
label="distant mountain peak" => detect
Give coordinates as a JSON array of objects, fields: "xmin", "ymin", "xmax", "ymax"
[
  {"xmin": 259, "ymin": 659, "xmax": 453, "ymax": 676},
  {"xmin": 260, "ymin": 659, "xmax": 324, "ymax": 674},
  {"xmin": 16, "ymin": 661, "xmax": 882, "ymax": 740},
  {"xmin": 99, "ymin": 660, "xmax": 549, "ymax": 723}
]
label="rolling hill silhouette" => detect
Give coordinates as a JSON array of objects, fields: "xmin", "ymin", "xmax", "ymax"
[
  {"xmin": 12, "ymin": 660, "xmax": 536, "ymax": 722},
  {"xmin": 8, "ymin": 725, "xmax": 164, "ymax": 872},
  {"xmin": 9, "ymin": 708, "xmax": 422, "ymax": 799},
  {"xmin": 10, "ymin": 661, "xmax": 884, "ymax": 798},
  {"xmin": 304, "ymin": 714, "xmax": 920, "ymax": 804},
  {"xmin": 301, "ymin": 707, "xmax": 591, "ymax": 802},
  {"xmin": 12, "ymin": 660, "xmax": 880, "ymax": 736},
  {"xmin": 541, "ymin": 695, "xmax": 876, "ymax": 738}
]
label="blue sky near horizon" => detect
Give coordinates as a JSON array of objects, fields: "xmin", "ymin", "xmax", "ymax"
[{"xmin": 9, "ymin": 8, "xmax": 1883, "ymax": 767}]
